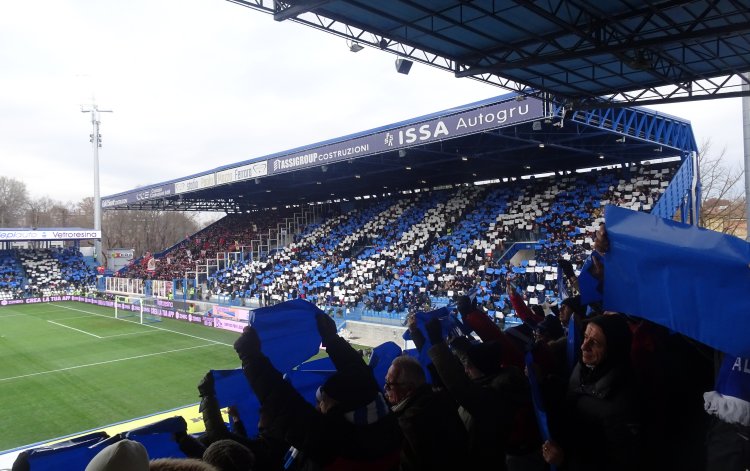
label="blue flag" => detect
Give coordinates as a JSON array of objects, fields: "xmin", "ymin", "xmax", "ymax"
[
  {"xmin": 603, "ymin": 205, "xmax": 750, "ymax": 357},
  {"xmin": 251, "ymin": 298, "xmax": 323, "ymax": 374}
]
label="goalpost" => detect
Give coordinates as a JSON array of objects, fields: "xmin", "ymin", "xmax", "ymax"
[{"xmin": 114, "ymin": 295, "xmax": 162, "ymax": 324}]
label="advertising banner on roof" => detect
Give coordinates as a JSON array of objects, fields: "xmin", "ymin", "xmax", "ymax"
[
  {"xmin": 174, "ymin": 174, "xmax": 217, "ymax": 195},
  {"xmin": 0, "ymin": 230, "xmax": 102, "ymax": 241},
  {"xmin": 267, "ymin": 97, "xmax": 545, "ymax": 175},
  {"xmin": 101, "ymin": 184, "xmax": 174, "ymax": 208},
  {"xmin": 216, "ymin": 161, "xmax": 268, "ymax": 186}
]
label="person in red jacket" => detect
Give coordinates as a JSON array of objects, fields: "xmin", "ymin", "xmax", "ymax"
[{"xmin": 456, "ymin": 295, "xmax": 524, "ymax": 370}]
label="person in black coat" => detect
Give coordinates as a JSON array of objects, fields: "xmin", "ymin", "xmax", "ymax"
[
  {"xmin": 384, "ymin": 355, "xmax": 468, "ymax": 470},
  {"xmin": 233, "ymin": 315, "xmax": 402, "ymax": 471},
  {"xmin": 542, "ymin": 313, "xmax": 644, "ymax": 471}
]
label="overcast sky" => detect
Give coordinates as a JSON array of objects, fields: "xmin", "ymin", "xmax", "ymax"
[{"xmin": 0, "ymin": 0, "xmax": 745, "ymax": 207}]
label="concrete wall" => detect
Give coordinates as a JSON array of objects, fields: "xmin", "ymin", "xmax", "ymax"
[{"xmin": 342, "ymin": 320, "xmax": 407, "ymax": 348}]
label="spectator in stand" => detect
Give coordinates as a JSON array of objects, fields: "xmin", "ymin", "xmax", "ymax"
[
  {"xmin": 233, "ymin": 314, "xmax": 402, "ymax": 470},
  {"xmin": 704, "ymin": 353, "xmax": 750, "ymax": 471},
  {"xmin": 456, "ymin": 294, "xmax": 524, "ymax": 369},
  {"xmin": 384, "ymin": 355, "xmax": 468, "ymax": 470},
  {"xmin": 85, "ymin": 439, "xmax": 149, "ymax": 471},
  {"xmin": 542, "ymin": 313, "xmax": 644, "ymax": 471},
  {"xmin": 425, "ymin": 318, "xmax": 543, "ymax": 471}
]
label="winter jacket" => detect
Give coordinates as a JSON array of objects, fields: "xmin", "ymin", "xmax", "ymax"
[
  {"xmin": 428, "ymin": 342, "xmax": 539, "ymax": 470},
  {"xmin": 391, "ymin": 384, "xmax": 468, "ymax": 471},
  {"xmin": 562, "ymin": 362, "xmax": 644, "ymax": 471},
  {"xmin": 241, "ymin": 335, "xmax": 401, "ymax": 471}
]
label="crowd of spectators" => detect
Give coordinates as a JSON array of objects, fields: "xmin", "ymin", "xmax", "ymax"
[
  {"xmin": 0, "ymin": 247, "xmax": 97, "ymax": 299},
  {"xmin": 208, "ymin": 162, "xmax": 677, "ymax": 320},
  {"xmin": 120, "ymin": 212, "xmax": 293, "ymax": 281},
  {"xmin": 69, "ymin": 242, "xmax": 745, "ymax": 470}
]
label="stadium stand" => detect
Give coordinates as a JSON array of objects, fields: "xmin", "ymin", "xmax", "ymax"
[
  {"xmin": 0, "ymin": 250, "xmax": 25, "ymax": 300},
  {"xmin": 0, "ymin": 248, "xmax": 97, "ymax": 299},
  {"xmin": 207, "ymin": 162, "xmax": 678, "ymax": 320}
]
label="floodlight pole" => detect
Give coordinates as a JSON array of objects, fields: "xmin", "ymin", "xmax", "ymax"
[
  {"xmin": 81, "ymin": 104, "xmax": 112, "ymax": 266},
  {"xmin": 743, "ymin": 74, "xmax": 750, "ymax": 241}
]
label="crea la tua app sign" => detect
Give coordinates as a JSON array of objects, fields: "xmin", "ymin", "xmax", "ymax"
[{"xmin": 0, "ymin": 230, "xmax": 102, "ymax": 241}]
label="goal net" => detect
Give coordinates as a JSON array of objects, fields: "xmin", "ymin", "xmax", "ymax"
[{"xmin": 114, "ymin": 295, "xmax": 162, "ymax": 324}]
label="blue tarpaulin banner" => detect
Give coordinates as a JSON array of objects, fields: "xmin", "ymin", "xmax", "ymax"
[
  {"xmin": 251, "ymin": 298, "xmax": 323, "ymax": 374},
  {"xmin": 213, "ymin": 368, "xmax": 260, "ymax": 435},
  {"xmin": 402, "ymin": 307, "xmax": 466, "ymax": 383},
  {"xmin": 603, "ymin": 205, "xmax": 750, "ymax": 357},
  {"xmin": 369, "ymin": 341, "xmax": 403, "ymax": 392}
]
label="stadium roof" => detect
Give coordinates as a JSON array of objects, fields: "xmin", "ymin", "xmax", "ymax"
[
  {"xmin": 102, "ymin": 93, "xmax": 697, "ymax": 212},
  {"xmin": 227, "ymin": 0, "xmax": 750, "ymax": 106}
]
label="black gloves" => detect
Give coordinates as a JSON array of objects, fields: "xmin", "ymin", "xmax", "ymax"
[
  {"xmin": 234, "ymin": 326, "xmax": 262, "ymax": 363},
  {"xmin": 316, "ymin": 313, "xmax": 338, "ymax": 346},
  {"xmin": 197, "ymin": 371, "xmax": 215, "ymax": 397},
  {"xmin": 425, "ymin": 318, "xmax": 443, "ymax": 345}
]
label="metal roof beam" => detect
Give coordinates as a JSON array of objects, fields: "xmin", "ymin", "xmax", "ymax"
[{"xmin": 273, "ymin": 0, "xmax": 334, "ymax": 22}]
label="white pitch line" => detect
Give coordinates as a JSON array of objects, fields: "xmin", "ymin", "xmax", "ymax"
[
  {"xmin": 56, "ymin": 314, "xmax": 99, "ymax": 321},
  {"xmin": 0, "ymin": 313, "xmax": 28, "ymax": 319},
  {"xmin": 100, "ymin": 331, "xmax": 160, "ymax": 339},
  {"xmin": 52, "ymin": 303, "xmax": 234, "ymax": 347},
  {"xmin": 0, "ymin": 343, "xmax": 217, "ymax": 383},
  {"xmin": 47, "ymin": 320, "xmax": 102, "ymax": 338}
]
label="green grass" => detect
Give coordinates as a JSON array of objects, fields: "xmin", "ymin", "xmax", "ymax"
[{"xmin": 0, "ymin": 302, "xmax": 245, "ymax": 452}]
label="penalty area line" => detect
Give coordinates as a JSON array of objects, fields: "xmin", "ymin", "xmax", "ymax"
[
  {"xmin": 52, "ymin": 303, "xmax": 234, "ymax": 347},
  {"xmin": 47, "ymin": 320, "xmax": 102, "ymax": 338}
]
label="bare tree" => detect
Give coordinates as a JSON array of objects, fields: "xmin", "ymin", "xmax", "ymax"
[
  {"xmin": 102, "ymin": 209, "xmax": 201, "ymax": 256},
  {"xmin": 25, "ymin": 196, "xmax": 56, "ymax": 228},
  {"xmin": 698, "ymin": 139, "xmax": 746, "ymax": 236},
  {"xmin": 49, "ymin": 202, "xmax": 76, "ymax": 227},
  {"xmin": 0, "ymin": 177, "xmax": 29, "ymax": 227}
]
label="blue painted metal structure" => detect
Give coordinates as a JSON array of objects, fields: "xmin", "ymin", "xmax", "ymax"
[{"xmin": 227, "ymin": 0, "xmax": 750, "ymax": 106}]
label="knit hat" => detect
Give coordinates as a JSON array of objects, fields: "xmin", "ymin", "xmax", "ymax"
[
  {"xmin": 456, "ymin": 295, "xmax": 476, "ymax": 316},
  {"xmin": 149, "ymin": 458, "xmax": 218, "ymax": 471},
  {"xmin": 585, "ymin": 314, "xmax": 632, "ymax": 366},
  {"xmin": 465, "ymin": 341, "xmax": 504, "ymax": 376},
  {"xmin": 85, "ymin": 439, "xmax": 149, "ymax": 471},
  {"xmin": 536, "ymin": 314, "xmax": 564, "ymax": 341},
  {"xmin": 530, "ymin": 305, "xmax": 545, "ymax": 321},
  {"xmin": 560, "ymin": 295, "xmax": 585, "ymax": 317},
  {"xmin": 202, "ymin": 439, "xmax": 255, "ymax": 471},
  {"xmin": 318, "ymin": 370, "xmax": 378, "ymax": 413}
]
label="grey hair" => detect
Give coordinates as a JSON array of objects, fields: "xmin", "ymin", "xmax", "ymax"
[{"xmin": 391, "ymin": 355, "xmax": 426, "ymax": 391}]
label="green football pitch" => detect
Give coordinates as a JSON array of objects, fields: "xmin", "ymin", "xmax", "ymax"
[{"xmin": 0, "ymin": 302, "xmax": 246, "ymax": 452}]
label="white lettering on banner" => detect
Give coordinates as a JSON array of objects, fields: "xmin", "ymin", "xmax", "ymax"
[
  {"xmin": 272, "ymin": 144, "xmax": 371, "ymax": 172},
  {"xmin": 135, "ymin": 187, "xmax": 172, "ymax": 201},
  {"xmin": 102, "ymin": 198, "xmax": 128, "ymax": 208},
  {"xmin": 731, "ymin": 357, "xmax": 750, "ymax": 374},
  {"xmin": 397, "ymin": 122, "xmax": 449, "ymax": 145},
  {"xmin": 174, "ymin": 174, "xmax": 216, "ymax": 194},
  {"xmin": 216, "ymin": 161, "xmax": 268, "ymax": 185},
  {"xmin": 456, "ymin": 104, "xmax": 530, "ymax": 130},
  {"xmin": 0, "ymin": 230, "xmax": 101, "ymax": 241}
]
